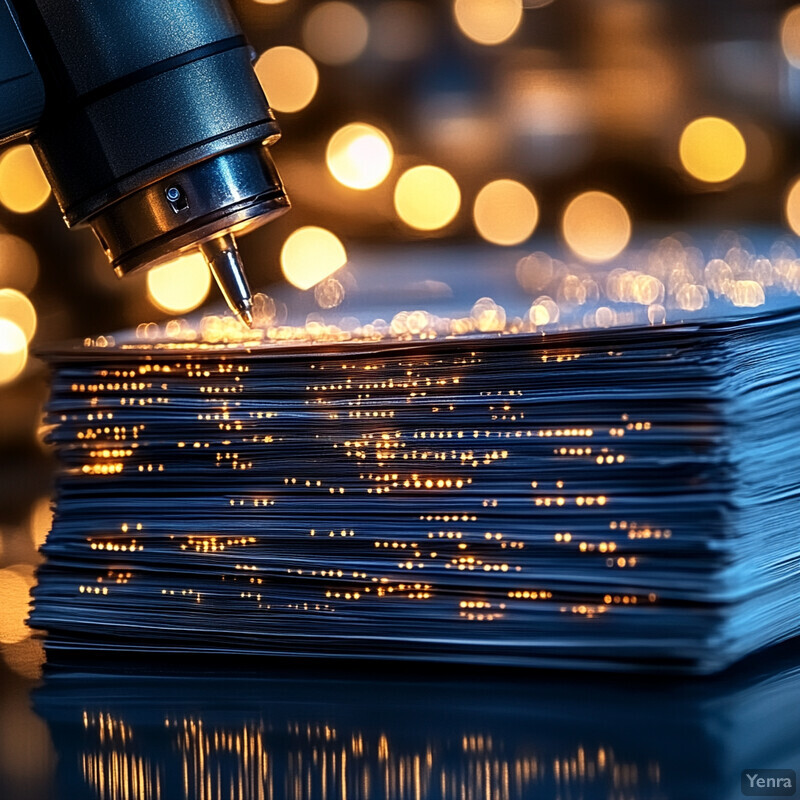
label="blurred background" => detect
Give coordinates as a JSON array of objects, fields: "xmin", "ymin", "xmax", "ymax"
[{"xmin": 4, "ymin": 0, "xmax": 800, "ymax": 792}]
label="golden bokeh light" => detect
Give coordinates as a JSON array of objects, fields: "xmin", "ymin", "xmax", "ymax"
[
  {"xmin": 326, "ymin": 123, "xmax": 394, "ymax": 190},
  {"xmin": 784, "ymin": 176, "xmax": 800, "ymax": 236},
  {"xmin": 0, "ymin": 566, "xmax": 33, "ymax": 645},
  {"xmin": 0, "ymin": 319, "xmax": 27, "ymax": 386},
  {"xmin": 314, "ymin": 276, "xmax": 345, "ymax": 308},
  {"xmin": 146, "ymin": 251, "xmax": 212, "ymax": 314},
  {"xmin": 678, "ymin": 117, "xmax": 746, "ymax": 183},
  {"xmin": 255, "ymin": 46, "xmax": 319, "ymax": 114},
  {"xmin": 0, "ymin": 288, "xmax": 36, "ymax": 342},
  {"xmin": 0, "ymin": 144, "xmax": 52, "ymax": 214},
  {"xmin": 781, "ymin": 6, "xmax": 800, "ymax": 68},
  {"xmin": 394, "ymin": 165, "xmax": 461, "ymax": 231},
  {"xmin": 454, "ymin": 0, "xmax": 523, "ymax": 46},
  {"xmin": 473, "ymin": 179, "xmax": 539, "ymax": 246},
  {"xmin": 303, "ymin": 2, "xmax": 369, "ymax": 65},
  {"xmin": 562, "ymin": 191, "xmax": 631, "ymax": 263},
  {"xmin": 281, "ymin": 226, "xmax": 348, "ymax": 290},
  {"xmin": 0, "ymin": 234, "xmax": 39, "ymax": 294},
  {"xmin": 2, "ymin": 637, "xmax": 45, "ymax": 680}
]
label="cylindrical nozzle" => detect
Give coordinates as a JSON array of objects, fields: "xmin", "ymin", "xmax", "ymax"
[{"xmin": 201, "ymin": 234, "xmax": 253, "ymax": 327}]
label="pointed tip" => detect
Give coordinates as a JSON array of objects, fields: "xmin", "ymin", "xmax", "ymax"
[
  {"xmin": 239, "ymin": 307, "xmax": 254, "ymax": 329},
  {"xmin": 201, "ymin": 234, "xmax": 255, "ymax": 326}
]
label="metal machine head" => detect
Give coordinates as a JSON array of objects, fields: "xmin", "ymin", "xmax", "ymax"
[{"xmin": 0, "ymin": 0, "xmax": 290, "ymax": 325}]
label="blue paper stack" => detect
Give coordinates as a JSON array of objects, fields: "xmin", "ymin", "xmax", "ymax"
[{"xmin": 31, "ymin": 237, "xmax": 800, "ymax": 673}]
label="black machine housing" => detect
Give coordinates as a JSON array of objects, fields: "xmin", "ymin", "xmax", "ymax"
[{"xmin": 0, "ymin": 0, "xmax": 288, "ymax": 276}]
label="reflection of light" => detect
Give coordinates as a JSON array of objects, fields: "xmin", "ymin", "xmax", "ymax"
[
  {"xmin": 394, "ymin": 166, "xmax": 461, "ymax": 231},
  {"xmin": 454, "ymin": 0, "xmax": 523, "ymax": 46},
  {"xmin": 0, "ymin": 319, "xmax": 28, "ymax": 386},
  {"xmin": 679, "ymin": 117, "xmax": 746, "ymax": 183},
  {"xmin": 731, "ymin": 280, "xmax": 765, "ymax": 308},
  {"xmin": 516, "ymin": 252, "xmax": 554, "ymax": 293},
  {"xmin": 326, "ymin": 123, "xmax": 394, "ymax": 190},
  {"xmin": 372, "ymin": 1, "xmax": 431, "ymax": 61},
  {"xmin": 781, "ymin": 6, "xmax": 800, "ymax": 67},
  {"xmin": 254, "ymin": 0, "xmax": 289, "ymax": 4},
  {"xmin": 281, "ymin": 226, "xmax": 347, "ymax": 290},
  {"xmin": 676, "ymin": 283, "xmax": 707, "ymax": 312},
  {"xmin": 0, "ymin": 566, "xmax": 32, "ymax": 644},
  {"xmin": 562, "ymin": 191, "xmax": 631, "ymax": 263},
  {"xmin": 784, "ymin": 176, "xmax": 800, "ymax": 235},
  {"xmin": 314, "ymin": 276, "xmax": 345, "ymax": 308},
  {"xmin": 0, "ymin": 145, "xmax": 51, "ymax": 214},
  {"xmin": 255, "ymin": 46, "xmax": 319, "ymax": 114},
  {"xmin": 303, "ymin": 2, "xmax": 369, "ymax": 65},
  {"xmin": 0, "ymin": 288, "xmax": 36, "ymax": 342},
  {"xmin": 472, "ymin": 297, "xmax": 506, "ymax": 331},
  {"xmin": 0, "ymin": 234, "xmax": 38, "ymax": 294},
  {"xmin": 147, "ymin": 252, "xmax": 211, "ymax": 314},
  {"xmin": 473, "ymin": 179, "xmax": 538, "ymax": 246}
]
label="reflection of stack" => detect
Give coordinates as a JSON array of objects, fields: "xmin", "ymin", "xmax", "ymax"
[
  {"xmin": 31, "ymin": 287, "xmax": 800, "ymax": 673},
  {"xmin": 35, "ymin": 642, "xmax": 800, "ymax": 800}
]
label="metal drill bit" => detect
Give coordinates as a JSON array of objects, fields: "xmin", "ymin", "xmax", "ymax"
[{"xmin": 201, "ymin": 234, "xmax": 254, "ymax": 327}]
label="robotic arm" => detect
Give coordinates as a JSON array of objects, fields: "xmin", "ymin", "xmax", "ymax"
[{"xmin": 0, "ymin": 0, "xmax": 290, "ymax": 326}]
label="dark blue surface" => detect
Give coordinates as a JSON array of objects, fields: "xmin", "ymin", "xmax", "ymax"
[{"xmin": 27, "ymin": 640, "xmax": 800, "ymax": 800}]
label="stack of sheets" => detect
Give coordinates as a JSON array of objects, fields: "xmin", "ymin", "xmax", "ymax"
[{"xmin": 30, "ymin": 237, "xmax": 800, "ymax": 673}]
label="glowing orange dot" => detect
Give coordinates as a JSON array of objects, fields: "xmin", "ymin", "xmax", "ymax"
[
  {"xmin": 0, "ymin": 145, "xmax": 51, "ymax": 214},
  {"xmin": 326, "ymin": 123, "xmax": 394, "ymax": 190},
  {"xmin": 394, "ymin": 166, "xmax": 461, "ymax": 231},
  {"xmin": 255, "ymin": 47, "xmax": 319, "ymax": 114},
  {"xmin": 679, "ymin": 117, "xmax": 746, "ymax": 183},
  {"xmin": 454, "ymin": 0, "xmax": 523, "ymax": 46},
  {"xmin": 147, "ymin": 252, "xmax": 211, "ymax": 314},
  {"xmin": 562, "ymin": 191, "xmax": 631, "ymax": 262},
  {"xmin": 785, "ymin": 176, "xmax": 800, "ymax": 236},
  {"xmin": 473, "ymin": 179, "xmax": 538, "ymax": 245},
  {"xmin": 303, "ymin": 2, "xmax": 369, "ymax": 65},
  {"xmin": 781, "ymin": 6, "xmax": 800, "ymax": 68},
  {"xmin": 281, "ymin": 226, "xmax": 348, "ymax": 290}
]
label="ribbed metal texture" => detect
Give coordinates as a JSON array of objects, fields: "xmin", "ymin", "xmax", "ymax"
[{"xmin": 14, "ymin": 0, "xmax": 280, "ymax": 225}]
